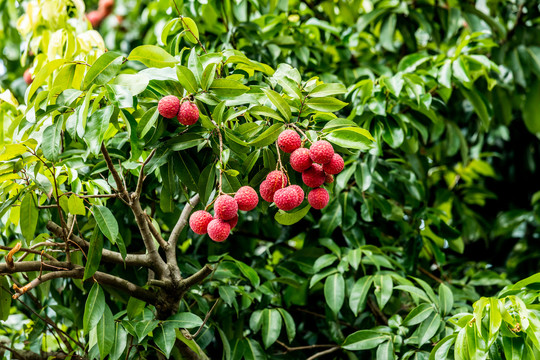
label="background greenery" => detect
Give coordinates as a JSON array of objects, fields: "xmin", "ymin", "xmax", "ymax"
[{"xmin": 0, "ymin": 0, "xmax": 539, "ymax": 359}]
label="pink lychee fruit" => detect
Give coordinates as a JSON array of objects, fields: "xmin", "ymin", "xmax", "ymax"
[
  {"xmin": 189, "ymin": 210, "xmax": 213, "ymax": 235},
  {"xmin": 274, "ymin": 186, "xmax": 301, "ymax": 211},
  {"xmin": 207, "ymin": 219, "xmax": 231, "ymax": 242},
  {"xmin": 260, "ymin": 180, "xmax": 275, "ymax": 202},
  {"xmin": 289, "ymin": 185, "xmax": 305, "ymax": 207},
  {"xmin": 213, "ymin": 195, "xmax": 238, "ymax": 220},
  {"xmin": 227, "ymin": 215, "xmax": 238, "ymax": 229},
  {"xmin": 309, "ymin": 140, "xmax": 334, "ymax": 164},
  {"xmin": 266, "ymin": 170, "xmax": 287, "ymax": 192},
  {"xmin": 325, "ymin": 174, "xmax": 334, "ymax": 184},
  {"xmin": 277, "ymin": 129, "xmax": 301, "ymax": 153},
  {"xmin": 158, "ymin": 95, "xmax": 180, "ymax": 119},
  {"xmin": 308, "ymin": 188, "xmax": 329, "ymax": 210},
  {"xmin": 323, "ymin": 154, "xmax": 344, "ymax": 175},
  {"xmin": 23, "ymin": 69, "xmax": 33, "ymax": 85},
  {"xmin": 178, "ymin": 101, "xmax": 199, "ymax": 126},
  {"xmin": 87, "ymin": 10, "xmax": 106, "ymax": 28},
  {"xmin": 290, "ymin": 148, "xmax": 313, "ymax": 172},
  {"xmin": 234, "ymin": 186, "xmax": 259, "ymax": 211},
  {"xmin": 302, "ymin": 164, "xmax": 326, "ymax": 188}
]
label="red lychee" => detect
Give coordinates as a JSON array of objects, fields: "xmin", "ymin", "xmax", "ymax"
[
  {"xmin": 290, "ymin": 148, "xmax": 313, "ymax": 172},
  {"xmin": 323, "ymin": 154, "xmax": 344, "ymax": 175},
  {"xmin": 227, "ymin": 215, "xmax": 238, "ymax": 229},
  {"xmin": 234, "ymin": 186, "xmax": 259, "ymax": 211},
  {"xmin": 178, "ymin": 101, "xmax": 199, "ymax": 126},
  {"xmin": 309, "ymin": 140, "xmax": 334, "ymax": 164},
  {"xmin": 308, "ymin": 188, "xmax": 329, "ymax": 210},
  {"xmin": 23, "ymin": 69, "xmax": 33, "ymax": 85},
  {"xmin": 277, "ymin": 129, "xmax": 301, "ymax": 153},
  {"xmin": 302, "ymin": 164, "xmax": 326, "ymax": 188},
  {"xmin": 325, "ymin": 174, "xmax": 334, "ymax": 184},
  {"xmin": 189, "ymin": 210, "xmax": 213, "ymax": 235},
  {"xmin": 289, "ymin": 185, "xmax": 305, "ymax": 207},
  {"xmin": 274, "ymin": 186, "xmax": 301, "ymax": 211},
  {"xmin": 266, "ymin": 170, "xmax": 287, "ymax": 192},
  {"xmin": 99, "ymin": 0, "xmax": 114, "ymax": 15},
  {"xmin": 158, "ymin": 95, "xmax": 180, "ymax": 119},
  {"xmin": 207, "ymin": 219, "xmax": 230, "ymax": 242},
  {"xmin": 87, "ymin": 10, "xmax": 105, "ymax": 28},
  {"xmin": 260, "ymin": 180, "xmax": 275, "ymax": 202},
  {"xmin": 213, "ymin": 195, "xmax": 238, "ymax": 220}
]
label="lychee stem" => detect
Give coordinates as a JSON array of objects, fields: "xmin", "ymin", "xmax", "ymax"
[
  {"xmin": 289, "ymin": 123, "xmax": 312, "ymax": 144},
  {"xmin": 275, "ymin": 143, "xmax": 290, "ymax": 187}
]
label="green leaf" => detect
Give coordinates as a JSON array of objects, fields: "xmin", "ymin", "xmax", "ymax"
[
  {"xmin": 277, "ymin": 308, "xmax": 296, "ymax": 343},
  {"xmin": 377, "ymin": 340, "xmax": 395, "ymax": 360},
  {"xmin": 326, "ymin": 127, "xmax": 375, "ymax": 150},
  {"xmin": 417, "ymin": 312, "xmax": 442, "ymax": 346},
  {"xmin": 403, "ymin": 303, "xmax": 435, "ymax": 326},
  {"xmin": 84, "ymin": 52, "xmax": 123, "ymax": 89},
  {"xmin": 309, "ymin": 83, "xmax": 347, "ymax": 98},
  {"xmin": 20, "ymin": 192, "xmax": 38, "ymax": 242},
  {"xmin": 429, "ymin": 335, "xmax": 457, "ymax": 360},
  {"xmin": 234, "ymin": 261, "xmax": 260, "ymax": 287},
  {"xmin": 27, "ymin": 59, "xmax": 68, "ymax": 100},
  {"xmin": 85, "ymin": 106, "xmax": 114, "ymax": 155},
  {"xmin": 201, "ymin": 63, "xmax": 217, "ymax": 91},
  {"xmin": 261, "ymin": 88, "xmax": 291, "ymax": 121},
  {"xmin": 438, "ymin": 283, "xmax": 454, "ymax": 316},
  {"xmin": 166, "ymin": 312, "xmax": 203, "ymax": 329},
  {"xmin": 97, "ymin": 305, "xmax": 114, "ymax": 359},
  {"xmin": 93, "ymin": 205, "xmax": 119, "ymax": 244},
  {"xmin": 135, "ymin": 319, "xmax": 159, "ymax": 341},
  {"xmin": 176, "ymin": 65, "xmax": 199, "ymax": 94},
  {"xmin": 211, "ymin": 79, "xmax": 250, "ymax": 97},
  {"xmin": 243, "ymin": 338, "xmax": 265, "ymax": 360},
  {"xmin": 0, "ymin": 276, "xmax": 11, "ymax": 321},
  {"xmin": 349, "ymin": 276, "xmax": 373, "ymax": 315},
  {"xmin": 42, "ymin": 119, "xmax": 63, "ymax": 161},
  {"xmin": 502, "ymin": 334, "xmax": 524, "ymax": 360},
  {"xmin": 248, "ymin": 105, "xmax": 285, "ymax": 122},
  {"xmin": 155, "ymin": 322, "xmax": 176, "ymax": 358},
  {"xmin": 513, "ymin": 272, "xmax": 540, "ymax": 290},
  {"xmin": 249, "ymin": 123, "xmax": 285, "ymax": 148},
  {"xmin": 68, "ymin": 195, "xmax": 85, "ymax": 216},
  {"xmin": 275, "ymin": 204, "xmax": 311, "ymax": 225},
  {"xmin": 182, "ymin": 17, "xmax": 200, "ymax": 44},
  {"xmin": 374, "ymin": 274, "xmax": 393, "ymax": 310},
  {"xmin": 305, "ymin": 97, "xmax": 348, "ymax": 112},
  {"xmin": 523, "ymin": 79, "xmax": 540, "ymax": 134},
  {"xmin": 174, "ymin": 152, "xmax": 200, "ymax": 192},
  {"xmin": 342, "ymin": 330, "xmax": 388, "ymax": 350},
  {"xmin": 128, "ymin": 45, "xmax": 177, "ymax": 68},
  {"xmin": 109, "ymin": 323, "xmax": 128, "ymax": 360},
  {"xmin": 460, "ymin": 87, "xmax": 491, "ymax": 130},
  {"xmin": 84, "ymin": 226, "xmax": 103, "ymax": 281},
  {"xmin": 452, "ymin": 56, "xmax": 471, "ymax": 84},
  {"xmin": 324, "ymin": 273, "xmax": 345, "ymax": 314},
  {"xmin": 83, "ymin": 283, "xmax": 105, "ymax": 334},
  {"xmin": 137, "ymin": 106, "xmax": 159, "ymax": 138},
  {"xmin": 261, "ymin": 308, "xmax": 282, "ymax": 348}
]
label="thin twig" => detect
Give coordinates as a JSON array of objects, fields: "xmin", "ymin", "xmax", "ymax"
[
  {"xmin": 306, "ymin": 346, "xmax": 340, "ymax": 360},
  {"xmin": 189, "ymin": 298, "xmax": 221, "ymax": 339},
  {"xmin": 135, "ymin": 149, "xmax": 157, "ymax": 197}
]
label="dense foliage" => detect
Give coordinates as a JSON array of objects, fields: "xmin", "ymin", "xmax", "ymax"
[{"xmin": 1, "ymin": 0, "xmax": 540, "ymax": 359}]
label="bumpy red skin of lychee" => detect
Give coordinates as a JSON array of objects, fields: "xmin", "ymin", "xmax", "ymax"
[
  {"xmin": 277, "ymin": 129, "xmax": 302, "ymax": 153},
  {"xmin": 189, "ymin": 210, "xmax": 213, "ymax": 235},
  {"xmin": 158, "ymin": 95, "xmax": 180, "ymax": 119},
  {"xmin": 87, "ymin": 10, "xmax": 105, "ymax": 28},
  {"xmin": 308, "ymin": 188, "xmax": 330, "ymax": 210},
  {"xmin": 290, "ymin": 148, "xmax": 313, "ymax": 172},
  {"xmin": 274, "ymin": 186, "xmax": 301, "ymax": 211},
  {"xmin": 234, "ymin": 186, "xmax": 259, "ymax": 211},
  {"xmin": 302, "ymin": 164, "xmax": 326, "ymax": 188},
  {"xmin": 178, "ymin": 101, "xmax": 199, "ymax": 125},
  {"xmin": 207, "ymin": 219, "xmax": 231, "ymax": 242},
  {"xmin": 289, "ymin": 185, "xmax": 305, "ymax": 207},
  {"xmin": 266, "ymin": 170, "xmax": 287, "ymax": 192},
  {"xmin": 227, "ymin": 215, "xmax": 238, "ymax": 229},
  {"xmin": 309, "ymin": 140, "xmax": 334, "ymax": 164},
  {"xmin": 23, "ymin": 69, "xmax": 33, "ymax": 85},
  {"xmin": 214, "ymin": 195, "xmax": 238, "ymax": 220},
  {"xmin": 323, "ymin": 154, "xmax": 344, "ymax": 175},
  {"xmin": 260, "ymin": 180, "xmax": 275, "ymax": 202},
  {"xmin": 325, "ymin": 174, "xmax": 334, "ymax": 184}
]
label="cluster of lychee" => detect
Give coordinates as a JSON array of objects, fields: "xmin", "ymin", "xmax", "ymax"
[
  {"xmin": 87, "ymin": 0, "xmax": 115, "ymax": 28},
  {"xmin": 260, "ymin": 129, "xmax": 344, "ymax": 211},
  {"xmin": 189, "ymin": 186, "xmax": 259, "ymax": 242},
  {"xmin": 158, "ymin": 96, "xmax": 200, "ymax": 126}
]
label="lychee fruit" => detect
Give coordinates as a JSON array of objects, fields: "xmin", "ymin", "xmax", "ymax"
[
  {"xmin": 289, "ymin": 185, "xmax": 305, "ymax": 207},
  {"xmin": 277, "ymin": 129, "xmax": 301, "ymax": 153},
  {"xmin": 308, "ymin": 188, "xmax": 329, "ymax": 210},
  {"xmin": 290, "ymin": 148, "xmax": 313, "ymax": 172},
  {"xmin": 207, "ymin": 219, "xmax": 231, "ymax": 242},
  {"xmin": 266, "ymin": 170, "xmax": 287, "ymax": 192},
  {"xmin": 23, "ymin": 69, "xmax": 33, "ymax": 85},
  {"xmin": 260, "ymin": 180, "xmax": 275, "ymax": 202},
  {"xmin": 234, "ymin": 186, "xmax": 259, "ymax": 211},
  {"xmin": 323, "ymin": 154, "xmax": 344, "ymax": 175},
  {"xmin": 178, "ymin": 101, "xmax": 199, "ymax": 126},
  {"xmin": 99, "ymin": 0, "xmax": 114, "ymax": 15},
  {"xmin": 158, "ymin": 95, "xmax": 180, "ymax": 119},
  {"xmin": 274, "ymin": 186, "xmax": 301, "ymax": 211},
  {"xmin": 325, "ymin": 174, "xmax": 334, "ymax": 184},
  {"xmin": 87, "ymin": 10, "xmax": 105, "ymax": 28},
  {"xmin": 309, "ymin": 140, "xmax": 334, "ymax": 164},
  {"xmin": 227, "ymin": 215, "xmax": 238, "ymax": 229},
  {"xmin": 213, "ymin": 195, "xmax": 238, "ymax": 220},
  {"xmin": 188, "ymin": 210, "xmax": 213, "ymax": 235},
  {"xmin": 302, "ymin": 164, "xmax": 326, "ymax": 188}
]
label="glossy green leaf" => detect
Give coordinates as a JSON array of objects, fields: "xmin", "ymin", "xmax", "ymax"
[
  {"xmin": 128, "ymin": 45, "xmax": 177, "ymax": 68},
  {"xmin": 305, "ymin": 97, "xmax": 348, "ymax": 112},
  {"xmin": 93, "ymin": 205, "xmax": 118, "ymax": 244},
  {"xmin": 261, "ymin": 308, "xmax": 282, "ymax": 348},
  {"xmin": 20, "ymin": 192, "xmax": 38, "ymax": 242},
  {"xmin": 97, "ymin": 305, "xmax": 114, "ymax": 359},
  {"xmin": 83, "ymin": 226, "xmax": 103, "ymax": 280},
  {"xmin": 324, "ymin": 273, "xmax": 345, "ymax": 314},
  {"xmin": 83, "ymin": 283, "xmax": 105, "ymax": 334},
  {"xmin": 342, "ymin": 330, "xmax": 388, "ymax": 350},
  {"xmin": 84, "ymin": 52, "xmax": 123, "ymax": 89}
]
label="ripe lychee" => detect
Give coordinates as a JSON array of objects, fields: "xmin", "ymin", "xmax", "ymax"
[
  {"xmin": 289, "ymin": 185, "xmax": 305, "ymax": 207},
  {"xmin": 290, "ymin": 148, "xmax": 313, "ymax": 172},
  {"xmin": 277, "ymin": 129, "xmax": 301, "ymax": 153},
  {"xmin": 274, "ymin": 186, "xmax": 301, "ymax": 211},
  {"xmin": 99, "ymin": 0, "xmax": 114, "ymax": 15},
  {"xmin": 266, "ymin": 170, "xmax": 287, "ymax": 192},
  {"xmin": 158, "ymin": 95, "xmax": 180, "ymax": 119},
  {"xmin": 302, "ymin": 164, "xmax": 326, "ymax": 188},
  {"xmin": 87, "ymin": 10, "xmax": 105, "ymax": 28},
  {"xmin": 213, "ymin": 195, "xmax": 238, "ymax": 220},
  {"xmin": 309, "ymin": 140, "xmax": 334, "ymax": 164},
  {"xmin": 260, "ymin": 180, "xmax": 275, "ymax": 202},
  {"xmin": 189, "ymin": 210, "xmax": 213, "ymax": 235},
  {"xmin": 207, "ymin": 219, "xmax": 231, "ymax": 242},
  {"xmin": 308, "ymin": 188, "xmax": 329, "ymax": 210},
  {"xmin": 323, "ymin": 154, "xmax": 344, "ymax": 175},
  {"xmin": 23, "ymin": 69, "xmax": 33, "ymax": 85},
  {"xmin": 325, "ymin": 174, "xmax": 334, "ymax": 184},
  {"xmin": 178, "ymin": 101, "xmax": 199, "ymax": 126},
  {"xmin": 227, "ymin": 215, "xmax": 238, "ymax": 229},
  {"xmin": 234, "ymin": 186, "xmax": 259, "ymax": 211}
]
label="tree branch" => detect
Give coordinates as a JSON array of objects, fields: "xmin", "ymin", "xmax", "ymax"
[
  {"xmin": 169, "ymin": 194, "xmax": 200, "ymax": 249},
  {"xmin": 135, "ymin": 148, "xmax": 156, "ymax": 197},
  {"xmin": 306, "ymin": 346, "xmax": 340, "ymax": 360},
  {"xmin": 180, "ymin": 264, "xmax": 213, "ymax": 290},
  {"xmin": 1, "ymin": 244, "xmax": 58, "ymax": 262},
  {"xmin": 100, "ymin": 143, "xmax": 131, "ymax": 202},
  {"xmin": 145, "ymin": 212, "xmax": 168, "ymax": 249}
]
